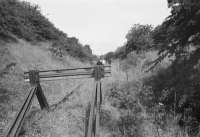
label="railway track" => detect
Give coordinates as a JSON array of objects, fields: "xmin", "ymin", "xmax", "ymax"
[{"xmin": 5, "ymin": 64, "xmax": 111, "ymax": 137}]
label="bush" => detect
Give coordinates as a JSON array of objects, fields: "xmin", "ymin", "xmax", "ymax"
[{"xmin": 102, "ymin": 81, "xmax": 143, "ymax": 137}]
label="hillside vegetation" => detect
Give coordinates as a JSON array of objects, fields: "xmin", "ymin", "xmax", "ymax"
[
  {"xmin": 103, "ymin": 0, "xmax": 200, "ymax": 136},
  {"xmin": 0, "ymin": 40, "xmax": 94, "ymax": 137},
  {"xmin": 2, "ymin": 0, "xmax": 200, "ymax": 137},
  {"xmin": 0, "ymin": 0, "xmax": 94, "ymax": 60},
  {"xmin": 0, "ymin": 0, "xmax": 97, "ymax": 136}
]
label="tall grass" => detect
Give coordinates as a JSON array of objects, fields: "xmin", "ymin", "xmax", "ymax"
[
  {"xmin": 0, "ymin": 0, "xmax": 94, "ymax": 60},
  {"xmin": 0, "ymin": 40, "xmax": 93, "ymax": 137},
  {"xmin": 101, "ymin": 51, "xmax": 190, "ymax": 137}
]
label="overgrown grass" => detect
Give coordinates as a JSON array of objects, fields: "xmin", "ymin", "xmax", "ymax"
[
  {"xmin": 0, "ymin": 0, "xmax": 94, "ymax": 60},
  {"xmin": 101, "ymin": 51, "xmax": 191, "ymax": 137},
  {"xmin": 0, "ymin": 39, "xmax": 191, "ymax": 137},
  {"xmin": 0, "ymin": 40, "xmax": 93, "ymax": 137}
]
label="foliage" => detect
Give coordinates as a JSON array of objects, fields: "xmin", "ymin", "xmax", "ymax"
[
  {"xmin": 105, "ymin": 82, "xmax": 143, "ymax": 137},
  {"xmin": 102, "ymin": 1, "xmax": 200, "ymax": 135},
  {"xmin": 0, "ymin": 0, "xmax": 93, "ymax": 60},
  {"xmin": 0, "ymin": 0, "xmax": 65, "ymax": 41},
  {"xmin": 114, "ymin": 46, "xmax": 127, "ymax": 59},
  {"xmin": 103, "ymin": 46, "xmax": 126, "ymax": 60},
  {"xmin": 104, "ymin": 51, "xmax": 114, "ymax": 63},
  {"xmin": 104, "ymin": 24, "xmax": 153, "ymax": 60},
  {"xmin": 83, "ymin": 45, "xmax": 93, "ymax": 55},
  {"xmin": 125, "ymin": 24, "xmax": 153, "ymax": 54},
  {"xmin": 106, "ymin": 1, "xmax": 200, "ymax": 135},
  {"xmin": 144, "ymin": 50, "xmax": 200, "ymax": 136},
  {"xmin": 119, "ymin": 53, "xmax": 142, "ymax": 81},
  {"xmin": 146, "ymin": 0, "xmax": 200, "ymax": 135},
  {"xmin": 153, "ymin": 0, "xmax": 200, "ymax": 60},
  {"xmin": 52, "ymin": 38, "xmax": 93, "ymax": 61}
]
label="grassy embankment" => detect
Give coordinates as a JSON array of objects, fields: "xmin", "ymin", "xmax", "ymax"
[
  {"xmin": 0, "ymin": 40, "xmax": 188, "ymax": 137},
  {"xmin": 0, "ymin": 0, "xmax": 191, "ymax": 137},
  {"xmin": 0, "ymin": 0, "xmax": 94, "ymax": 61},
  {"xmin": 0, "ymin": 39, "xmax": 96, "ymax": 137},
  {"xmin": 0, "ymin": 0, "xmax": 96, "ymax": 136},
  {"xmin": 101, "ymin": 51, "xmax": 190, "ymax": 137}
]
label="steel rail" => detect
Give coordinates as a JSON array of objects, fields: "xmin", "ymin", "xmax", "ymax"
[
  {"xmin": 6, "ymin": 65, "xmax": 112, "ymax": 137},
  {"xmin": 40, "ymin": 72, "xmax": 110, "ymax": 79},
  {"xmin": 24, "ymin": 71, "xmax": 111, "ymax": 79},
  {"xmin": 24, "ymin": 74, "xmax": 112, "ymax": 82},
  {"xmin": 86, "ymin": 81, "xmax": 102, "ymax": 137},
  {"xmin": 24, "ymin": 66, "xmax": 111, "ymax": 74},
  {"xmin": 5, "ymin": 65, "xmax": 111, "ymax": 137},
  {"xmin": 24, "ymin": 72, "xmax": 93, "ymax": 79},
  {"xmin": 39, "ymin": 71, "xmax": 111, "ymax": 78},
  {"xmin": 5, "ymin": 86, "xmax": 37, "ymax": 137}
]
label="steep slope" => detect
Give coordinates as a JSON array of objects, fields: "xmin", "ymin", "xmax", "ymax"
[
  {"xmin": 0, "ymin": 0, "xmax": 94, "ymax": 60},
  {"xmin": 0, "ymin": 0, "xmax": 97, "ymax": 136}
]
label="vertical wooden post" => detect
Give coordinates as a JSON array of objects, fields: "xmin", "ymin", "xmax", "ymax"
[
  {"xmin": 36, "ymin": 84, "xmax": 49, "ymax": 110},
  {"xmin": 85, "ymin": 103, "xmax": 91, "ymax": 137},
  {"xmin": 93, "ymin": 65, "xmax": 105, "ymax": 81},
  {"xmin": 5, "ymin": 87, "xmax": 37, "ymax": 137},
  {"xmin": 28, "ymin": 70, "xmax": 49, "ymax": 110},
  {"xmin": 29, "ymin": 70, "xmax": 40, "ymax": 86}
]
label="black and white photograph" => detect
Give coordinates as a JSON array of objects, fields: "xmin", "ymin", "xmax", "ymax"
[{"xmin": 0, "ymin": 0, "xmax": 200, "ymax": 137}]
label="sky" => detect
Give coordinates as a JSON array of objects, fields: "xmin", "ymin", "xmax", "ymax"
[{"xmin": 24, "ymin": 0, "xmax": 170, "ymax": 55}]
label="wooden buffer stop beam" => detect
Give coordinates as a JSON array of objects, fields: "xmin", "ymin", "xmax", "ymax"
[
  {"xmin": 5, "ymin": 70, "xmax": 49, "ymax": 137},
  {"xmin": 5, "ymin": 64, "xmax": 111, "ymax": 137}
]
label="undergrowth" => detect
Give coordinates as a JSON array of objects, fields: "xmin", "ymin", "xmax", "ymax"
[{"xmin": 101, "ymin": 51, "xmax": 191, "ymax": 137}]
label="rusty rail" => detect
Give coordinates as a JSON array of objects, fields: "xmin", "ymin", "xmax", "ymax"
[
  {"xmin": 24, "ymin": 65, "xmax": 111, "ymax": 74},
  {"xmin": 24, "ymin": 71, "xmax": 111, "ymax": 80},
  {"xmin": 85, "ymin": 81, "xmax": 102, "ymax": 137},
  {"xmin": 5, "ymin": 86, "xmax": 37, "ymax": 137}
]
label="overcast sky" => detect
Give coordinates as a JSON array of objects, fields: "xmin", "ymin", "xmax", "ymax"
[{"xmin": 24, "ymin": 0, "xmax": 170, "ymax": 55}]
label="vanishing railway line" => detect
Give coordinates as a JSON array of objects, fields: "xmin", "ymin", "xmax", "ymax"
[{"xmin": 5, "ymin": 63, "xmax": 111, "ymax": 137}]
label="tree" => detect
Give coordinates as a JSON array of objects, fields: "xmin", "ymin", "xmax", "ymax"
[
  {"xmin": 83, "ymin": 45, "xmax": 92, "ymax": 55},
  {"xmin": 114, "ymin": 46, "xmax": 126, "ymax": 58},
  {"xmin": 104, "ymin": 52, "xmax": 114, "ymax": 64},
  {"xmin": 125, "ymin": 24, "xmax": 153, "ymax": 54},
  {"xmin": 153, "ymin": 0, "xmax": 200, "ymax": 60},
  {"xmin": 148, "ymin": 1, "xmax": 200, "ymax": 135}
]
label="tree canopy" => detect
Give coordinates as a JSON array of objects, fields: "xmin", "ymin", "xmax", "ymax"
[
  {"xmin": 153, "ymin": 0, "xmax": 200, "ymax": 59},
  {"xmin": 146, "ymin": 0, "xmax": 200, "ymax": 135},
  {"xmin": 125, "ymin": 24, "xmax": 153, "ymax": 54}
]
